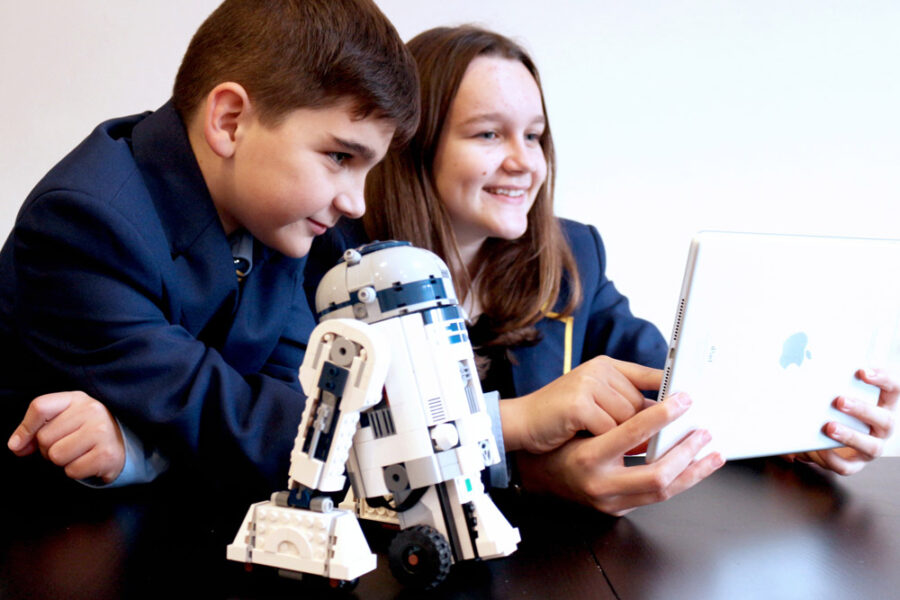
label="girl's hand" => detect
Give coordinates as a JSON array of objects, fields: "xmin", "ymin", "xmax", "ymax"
[
  {"xmin": 517, "ymin": 392, "xmax": 725, "ymax": 516},
  {"xmin": 500, "ymin": 355, "xmax": 662, "ymax": 453},
  {"xmin": 789, "ymin": 368, "xmax": 898, "ymax": 476}
]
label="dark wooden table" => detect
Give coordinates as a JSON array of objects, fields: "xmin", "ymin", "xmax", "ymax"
[{"xmin": 2, "ymin": 456, "xmax": 898, "ymax": 599}]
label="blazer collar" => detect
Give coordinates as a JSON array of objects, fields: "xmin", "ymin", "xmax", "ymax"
[{"xmin": 130, "ymin": 100, "xmax": 224, "ymax": 259}]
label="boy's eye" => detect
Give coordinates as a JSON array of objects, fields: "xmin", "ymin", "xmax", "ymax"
[{"xmin": 328, "ymin": 151, "xmax": 352, "ymax": 165}]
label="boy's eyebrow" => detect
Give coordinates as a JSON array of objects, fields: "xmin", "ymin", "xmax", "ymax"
[{"xmin": 331, "ymin": 136, "xmax": 376, "ymax": 161}]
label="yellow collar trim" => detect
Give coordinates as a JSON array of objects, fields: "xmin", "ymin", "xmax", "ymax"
[{"xmin": 544, "ymin": 312, "xmax": 574, "ymax": 374}]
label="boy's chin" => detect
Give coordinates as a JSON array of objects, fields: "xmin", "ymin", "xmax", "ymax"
[{"xmin": 269, "ymin": 235, "xmax": 314, "ymax": 259}]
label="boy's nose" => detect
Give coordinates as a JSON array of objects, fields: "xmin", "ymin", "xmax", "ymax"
[{"xmin": 333, "ymin": 186, "xmax": 365, "ymax": 219}]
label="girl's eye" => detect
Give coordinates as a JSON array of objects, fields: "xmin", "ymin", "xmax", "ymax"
[
  {"xmin": 525, "ymin": 132, "xmax": 541, "ymax": 142},
  {"xmin": 477, "ymin": 131, "xmax": 497, "ymax": 140},
  {"xmin": 329, "ymin": 152, "xmax": 351, "ymax": 165}
]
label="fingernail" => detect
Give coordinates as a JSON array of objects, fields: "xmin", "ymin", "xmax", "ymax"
[
  {"xmin": 7, "ymin": 434, "xmax": 21, "ymax": 451},
  {"xmin": 828, "ymin": 423, "xmax": 845, "ymax": 442},
  {"xmin": 865, "ymin": 369, "xmax": 877, "ymax": 379},
  {"xmin": 672, "ymin": 392, "xmax": 692, "ymax": 407}
]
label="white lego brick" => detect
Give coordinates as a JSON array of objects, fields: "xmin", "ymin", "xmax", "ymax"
[
  {"xmin": 441, "ymin": 480, "xmax": 477, "ymax": 562},
  {"xmin": 227, "ymin": 502, "xmax": 377, "ymax": 582},
  {"xmin": 454, "ymin": 413, "xmax": 500, "ymax": 465},
  {"xmin": 344, "ymin": 260, "xmax": 374, "ymax": 298},
  {"xmin": 318, "ymin": 412, "xmax": 360, "ymax": 491},
  {"xmin": 372, "ymin": 319, "xmax": 429, "ymax": 434},
  {"xmin": 328, "ymin": 512, "xmax": 378, "ymax": 580},
  {"xmin": 288, "ymin": 452, "xmax": 325, "ymax": 490},
  {"xmin": 299, "ymin": 319, "xmax": 390, "ymax": 415},
  {"xmin": 435, "ymin": 449, "xmax": 462, "ymax": 481},
  {"xmin": 420, "ymin": 321, "xmax": 462, "ymax": 418},
  {"xmin": 455, "ymin": 443, "xmax": 488, "ymax": 475},
  {"xmin": 469, "ymin": 492, "xmax": 520, "ymax": 559},
  {"xmin": 397, "ymin": 314, "xmax": 443, "ymax": 426},
  {"xmin": 340, "ymin": 489, "xmax": 400, "ymax": 525},
  {"xmin": 395, "ymin": 485, "xmax": 444, "ymax": 536},
  {"xmin": 314, "ymin": 264, "xmax": 353, "ymax": 318},
  {"xmin": 405, "ymin": 454, "xmax": 443, "ymax": 488},
  {"xmin": 351, "ymin": 432, "xmax": 429, "ymax": 474},
  {"xmin": 352, "ymin": 420, "xmax": 376, "ymax": 444},
  {"xmin": 358, "ymin": 466, "xmax": 390, "ymax": 497},
  {"xmin": 226, "ymin": 501, "xmax": 263, "ymax": 563},
  {"xmin": 345, "ymin": 441, "xmax": 364, "ymax": 496},
  {"xmin": 431, "ymin": 422, "xmax": 459, "ymax": 451}
]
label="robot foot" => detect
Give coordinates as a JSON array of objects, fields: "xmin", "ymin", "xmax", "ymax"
[{"xmin": 226, "ymin": 500, "xmax": 377, "ymax": 583}]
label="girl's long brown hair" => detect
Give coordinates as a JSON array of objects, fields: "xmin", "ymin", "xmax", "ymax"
[{"xmin": 364, "ymin": 25, "xmax": 581, "ymax": 348}]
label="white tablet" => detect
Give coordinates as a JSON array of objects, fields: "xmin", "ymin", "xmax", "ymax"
[{"xmin": 646, "ymin": 231, "xmax": 900, "ymax": 462}]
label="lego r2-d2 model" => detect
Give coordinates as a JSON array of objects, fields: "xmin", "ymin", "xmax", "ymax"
[{"xmin": 227, "ymin": 241, "xmax": 520, "ymax": 590}]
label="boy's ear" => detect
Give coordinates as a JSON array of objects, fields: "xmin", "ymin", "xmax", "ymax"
[{"xmin": 201, "ymin": 82, "xmax": 252, "ymax": 159}]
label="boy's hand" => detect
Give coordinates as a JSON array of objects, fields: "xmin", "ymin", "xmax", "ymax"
[
  {"xmin": 500, "ymin": 356, "xmax": 662, "ymax": 454},
  {"xmin": 7, "ymin": 391, "xmax": 126, "ymax": 484}
]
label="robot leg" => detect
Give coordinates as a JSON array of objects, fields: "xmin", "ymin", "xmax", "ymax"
[
  {"xmin": 387, "ymin": 478, "xmax": 520, "ymax": 589},
  {"xmin": 227, "ymin": 319, "xmax": 390, "ymax": 584}
]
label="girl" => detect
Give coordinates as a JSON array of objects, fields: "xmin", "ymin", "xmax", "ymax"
[{"xmin": 312, "ymin": 25, "xmax": 897, "ymax": 514}]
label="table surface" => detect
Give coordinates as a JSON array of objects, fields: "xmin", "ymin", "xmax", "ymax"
[{"xmin": 3, "ymin": 456, "xmax": 899, "ymax": 600}]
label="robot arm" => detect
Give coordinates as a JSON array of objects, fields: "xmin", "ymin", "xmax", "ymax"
[{"xmin": 288, "ymin": 318, "xmax": 390, "ymax": 499}]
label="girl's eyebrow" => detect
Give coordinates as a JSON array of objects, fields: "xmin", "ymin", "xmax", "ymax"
[{"xmin": 457, "ymin": 113, "xmax": 546, "ymax": 128}]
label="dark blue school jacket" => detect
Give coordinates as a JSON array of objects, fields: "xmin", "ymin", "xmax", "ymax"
[{"xmin": 0, "ymin": 102, "xmax": 315, "ymax": 492}]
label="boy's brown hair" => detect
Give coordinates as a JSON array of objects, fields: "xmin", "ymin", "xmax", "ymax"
[{"xmin": 173, "ymin": 0, "xmax": 419, "ymax": 145}]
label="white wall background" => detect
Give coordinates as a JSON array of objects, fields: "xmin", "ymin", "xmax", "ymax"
[
  {"xmin": 2, "ymin": 2, "xmax": 899, "ymax": 452},
  {"xmin": 3, "ymin": 0, "xmax": 899, "ymax": 332}
]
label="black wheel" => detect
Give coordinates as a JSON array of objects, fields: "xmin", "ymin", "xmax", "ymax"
[{"xmin": 387, "ymin": 524, "xmax": 453, "ymax": 590}]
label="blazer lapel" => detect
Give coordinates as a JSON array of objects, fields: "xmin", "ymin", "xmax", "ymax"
[{"xmin": 509, "ymin": 316, "xmax": 569, "ymax": 396}]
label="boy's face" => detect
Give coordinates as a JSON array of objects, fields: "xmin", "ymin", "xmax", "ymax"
[{"xmin": 216, "ymin": 100, "xmax": 395, "ymax": 258}]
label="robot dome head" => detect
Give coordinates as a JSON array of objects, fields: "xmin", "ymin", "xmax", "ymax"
[{"xmin": 315, "ymin": 241, "xmax": 460, "ymax": 324}]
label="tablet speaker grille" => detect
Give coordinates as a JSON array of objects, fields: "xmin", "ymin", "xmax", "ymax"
[{"xmin": 659, "ymin": 297, "xmax": 686, "ymax": 399}]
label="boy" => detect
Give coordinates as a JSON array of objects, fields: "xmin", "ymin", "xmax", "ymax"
[{"xmin": 0, "ymin": 0, "xmax": 419, "ymax": 494}]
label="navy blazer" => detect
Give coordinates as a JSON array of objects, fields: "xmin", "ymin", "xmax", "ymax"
[
  {"xmin": 306, "ymin": 219, "xmax": 667, "ymax": 398},
  {"xmin": 511, "ymin": 221, "xmax": 667, "ymax": 396},
  {"xmin": 0, "ymin": 102, "xmax": 315, "ymax": 491}
]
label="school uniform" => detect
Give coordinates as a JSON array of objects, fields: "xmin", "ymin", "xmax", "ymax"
[
  {"xmin": 511, "ymin": 220, "xmax": 667, "ymax": 394},
  {"xmin": 0, "ymin": 102, "xmax": 315, "ymax": 492}
]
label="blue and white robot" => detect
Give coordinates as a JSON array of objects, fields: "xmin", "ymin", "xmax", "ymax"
[{"xmin": 226, "ymin": 241, "xmax": 520, "ymax": 590}]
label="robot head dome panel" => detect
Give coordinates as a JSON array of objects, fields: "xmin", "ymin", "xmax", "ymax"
[{"xmin": 315, "ymin": 241, "xmax": 460, "ymax": 324}]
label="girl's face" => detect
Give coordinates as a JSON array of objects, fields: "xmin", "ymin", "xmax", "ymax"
[{"xmin": 432, "ymin": 56, "xmax": 547, "ymax": 260}]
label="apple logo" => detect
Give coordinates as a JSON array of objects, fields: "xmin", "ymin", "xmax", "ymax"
[{"xmin": 780, "ymin": 332, "xmax": 812, "ymax": 368}]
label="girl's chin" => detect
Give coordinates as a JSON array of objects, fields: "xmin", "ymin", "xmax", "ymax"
[{"xmin": 489, "ymin": 223, "xmax": 528, "ymax": 241}]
